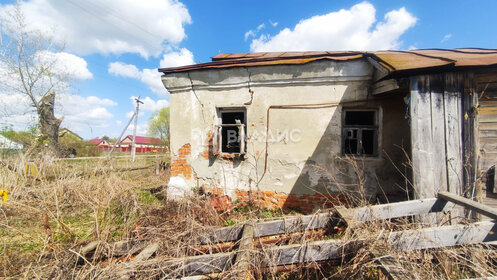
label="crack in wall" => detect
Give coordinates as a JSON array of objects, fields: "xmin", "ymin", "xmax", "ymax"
[{"xmin": 187, "ymin": 72, "xmax": 207, "ymax": 124}]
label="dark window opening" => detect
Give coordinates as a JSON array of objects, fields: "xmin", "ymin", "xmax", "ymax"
[
  {"xmin": 216, "ymin": 110, "xmax": 246, "ymax": 154},
  {"xmin": 343, "ymin": 110, "xmax": 378, "ymax": 156}
]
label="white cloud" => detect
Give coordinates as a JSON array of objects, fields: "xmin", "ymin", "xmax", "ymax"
[
  {"xmin": 110, "ymin": 49, "xmax": 194, "ymax": 96},
  {"xmin": 37, "ymin": 51, "xmax": 93, "ymax": 80},
  {"xmin": 245, "ymin": 23, "xmax": 266, "ymax": 41},
  {"xmin": 244, "ymin": 30, "xmax": 256, "ymax": 41},
  {"xmin": 441, "ymin": 34, "xmax": 452, "ymax": 43},
  {"xmin": 2, "ymin": 0, "xmax": 191, "ymax": 57},
  {"xmin": 58, "ymin": 94, "xmax": 117, "ymax": 131},
  {"xmin": 125, "ymin": 111, "xmax": 135, "ymax": 119},
  {"xmin": 126, "ymin": 121, "xmax": 148, "ymax": 135},
  {"xmin": 130, "ymin": 96, "xmax": 169, "ymax": 112},
  {"xmin": 250, "ymin": 2, "xmax": 417, "ymax": 52},
  {"xmin": 108, "ymin": 62, "xmax": 141, "ymax": 79},
  {"xmin": 0, "ymin": 93, "xmax": 36, "ymax": 130},
  {"xmin": 269, "ymin": 20, "xmax": 278, "ymax": 27},
  {"xmin": 109, "ymin": 62, "xmax": 166, "ymax": 96},
  {"xmin": 159, "ymin": 48, "xmax": 195, "ymax": 68}
]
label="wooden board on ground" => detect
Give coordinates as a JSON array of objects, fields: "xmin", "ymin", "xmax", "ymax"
[
  {"xmin": 438, "ymin": 191, "xmax": 497, "ymax": 220},
  {"xmin": 200, "ymin": 212, "xmax": 332, "ymax": 244},
  {"xmin": 157, "ymin": 221, "xmax": 497, "ymax": 278},
  {"xmin": 335, "ymin": 198, "xmax": 455, "ymax": 223}
]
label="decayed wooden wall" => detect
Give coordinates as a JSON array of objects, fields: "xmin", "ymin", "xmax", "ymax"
[
  {"xmin": 476, "ymin": 69, "xmax": 497, "ymax": 194},
  {"xmin": 410, "ymin": 72, "xmax": 478, "ymax": 222},
  {"xmin": 477, "ymin": 70, "xmax": 497, "ymax": 171}
]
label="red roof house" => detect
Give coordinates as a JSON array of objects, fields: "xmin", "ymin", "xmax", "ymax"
[
  {"xmin": 88, "ymin": 138, "xmax": 111, "ymax": 150},
  {"xmin": 118, "ymin": 135, "xmax": 166, "ymax": 153}
]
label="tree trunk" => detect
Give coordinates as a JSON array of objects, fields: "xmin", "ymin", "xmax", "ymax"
[{"xmin": 36, "ymin": 91, "xmax": 62, "ymax": 154}]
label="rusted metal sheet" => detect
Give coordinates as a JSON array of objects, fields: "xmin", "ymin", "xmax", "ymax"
[
  {"xmin": 159, "ymin": 54, "xmax": 364, "ymax": 73},
  {"xmin": 372, "ymin": 51, "xmax": 453, "ymax": 71},
  {"xmin": 409, "ymin": 49, "xmax": 497, "ymax": 67},
  {"xmin": 211, "ymin": 51, "xmax": 362, "ymax": 61},
  {"xmin": 159, "ymin": 48, "xmax": 497, "ymax": 75}
]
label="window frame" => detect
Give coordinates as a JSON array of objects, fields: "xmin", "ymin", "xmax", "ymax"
[
  {"xmin": 214, "ymin": 108, "xmax": 247, "ymax": 156},
  {"xmin": 341, "ymin": 108, "xmax": 379, "ymax": 157}
]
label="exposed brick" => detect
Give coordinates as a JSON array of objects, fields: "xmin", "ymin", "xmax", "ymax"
[
  {"xmin": 170, "ymin": 144, "xmax": 193, "ymax": 180},
  {"xmin": 228, "ymin": 189, "xmax": 346, "ymax": 213}
]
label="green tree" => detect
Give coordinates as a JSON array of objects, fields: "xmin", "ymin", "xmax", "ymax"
[{"xmin": 147, "ymin": 107, "xmax": 169, "ymax": 147}]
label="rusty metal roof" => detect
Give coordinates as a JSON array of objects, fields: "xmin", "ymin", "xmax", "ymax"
[{"xmin": 158, "ymin": 48, "xmax": 497, "ymax": 76}]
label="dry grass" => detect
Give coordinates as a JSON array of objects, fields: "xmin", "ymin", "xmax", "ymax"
[{"xmin": 0, "ymin": 153, "xmax": 496, "ymax": 279}]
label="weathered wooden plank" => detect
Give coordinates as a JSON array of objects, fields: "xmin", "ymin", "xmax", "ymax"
[
  {"xmin": 477, "ymin": 114, "xmax": 497, "ymax": 123},
  {"xmin": 478, "ymin": 123, "xmax": 497, "ymax": 131},
  {"xmin": 335, "ymin": 198, "xmax": 455, "ymax": 223},
  {"xmin": 133, "ymin": 243, "xmax": 158, "ymax": 262},
  {"xmin": 163, "ymin": 252, "xmax": 234, "ymax": 277},
  {"xmin": 268, "ymin": 239, "xmax": 346, "ymax": 265},
  {"xmin": 372, "ymin": 79, "xmax": 399, "ymax": 95},
  {"xmin": 444, "ymin": 73, "xmax": 464, "ymax": 199},
  {"xmin": 200, "ymin": 212, "xmax": 332, "ymax": 244},
  {"xmin": 388, "ymin": 221, "xmax": 497, "ymax": 250},
  {"xmin": 479, "ymin": 158, "xmax": 497, "ymax": 172},
  {"xmin": 149, "ymin": 222, "xmax": 497, "ymax": 279},
  {"xmin": 438, "ymin": 191, "xmax": 497, "ymax": 220},
  {"xmin": 410, "ymin": 76, "xmax": 436, "ymax": 200},
  {"xmin": 232, "ymin": 222, "xmax": 255, "ymax": 279},
  {"xmin": 479, "ymin": 130, "xmax": 497, "ymax": 138},
  {"xmin": 410, "ymin": 75, "xmax": 449, "ymax": 224},
  {"xmin": 430, "ymin": 74, "xmax": 449, "ymax": 196}
]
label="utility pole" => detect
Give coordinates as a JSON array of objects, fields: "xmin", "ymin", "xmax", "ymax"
[
  {"xmin": 107, "ymin": 111, "xmax": 136, "ymax": 157},
  {"xmin": 131, "ymin": 95, "xmax": 143, "ymax": 162}
]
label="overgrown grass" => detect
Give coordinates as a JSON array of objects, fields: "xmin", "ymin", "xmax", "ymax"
[
  {"xmin": 0, "ymin": 152, "xmax": 171, "ymax": 278},
  {"xmin": 0, "ymin": 153, "xmax": 495, "ymax": 279}
]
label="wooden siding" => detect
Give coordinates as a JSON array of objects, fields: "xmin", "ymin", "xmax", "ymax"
[{"xmin": 477, "ymin": 70, "xmax": 497, "ymax": 171}]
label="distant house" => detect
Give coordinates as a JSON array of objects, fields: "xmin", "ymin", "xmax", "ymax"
[
  {"xmin": 59, "ymin": 128, "xmax": 83, "ymax": 142},
  {"xmin": 88, "ymin": 138, "xmax": 111, "ymax": 150},
  {"xmin": 0, "ymin": 134, "xmax": 23, "ymax": 150},
  {"xmin": 118, "ymin": 135, "xmax": 166, "ymax": 153}
]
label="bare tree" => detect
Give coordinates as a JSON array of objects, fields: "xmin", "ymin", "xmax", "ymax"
[{"xmin": 0, "ymin": 4, "xmax": 69, "ymax": 154}]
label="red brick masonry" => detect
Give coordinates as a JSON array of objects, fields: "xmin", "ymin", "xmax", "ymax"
[
  {"xmin": 203, "ymin": 186, "xmax": 346, "ymax": 213},
  {"xmin": 170, "ymin": 144, "xmax": 196, "ymax": 180}
]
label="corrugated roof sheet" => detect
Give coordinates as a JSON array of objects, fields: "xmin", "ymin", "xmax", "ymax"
[{"xmin": 158, "ymin": 48, "xmax": 497, "ymax": 76}]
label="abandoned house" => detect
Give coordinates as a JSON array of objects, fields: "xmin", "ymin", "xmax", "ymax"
[{"xmin": 159, "ymin": 49, "xmax": 497, "ymax": 213}]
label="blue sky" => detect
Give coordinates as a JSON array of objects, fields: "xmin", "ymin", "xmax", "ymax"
[{"xmin": 0, "ymin": 0, "xmax": 495, "ymax": 139}]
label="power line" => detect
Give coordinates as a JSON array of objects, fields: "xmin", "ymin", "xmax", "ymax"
[{"xmin": 65, "ymin": 0, "xmax": 166, "ymax": 54}]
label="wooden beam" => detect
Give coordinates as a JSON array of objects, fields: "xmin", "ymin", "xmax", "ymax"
[
  {"xmin": 232, "ymin": 222, "xmax": 255, "ymax": 279},
  {"xmin": 371, "ymin": 79, "xmax": 399, "ymax": 95},
  {"xmin": 335, "ymin": 198, "xmax": 455, "ymax": 223},
  {"xmin": 199, "ymin": 212, "xmax": 332, "ymax": 244},
  {"xmin": 438, "ymin": 191, "xmax": 497, "ymax": 220},
  {"xmin": 388, "ymin": 221, "xmax": 497, "ymax": 250}
]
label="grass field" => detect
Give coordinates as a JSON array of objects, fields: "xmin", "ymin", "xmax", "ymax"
[{"xmin": 0, "ymin": 153, "xmax": 173, "ymax": 278}]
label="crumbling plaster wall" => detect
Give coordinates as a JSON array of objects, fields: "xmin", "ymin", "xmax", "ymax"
[{"xmin": 163, "ymin": 59, "xmax": 409, "ymax": 206}]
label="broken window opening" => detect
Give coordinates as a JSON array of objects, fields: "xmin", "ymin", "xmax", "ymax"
[
  {"xmin": 342, "ymin": 110, "xmax": 378, "ymax": 156},
  {"xmin": 214, "ymin": 109, "xmax": 246, "ymax": 155}
]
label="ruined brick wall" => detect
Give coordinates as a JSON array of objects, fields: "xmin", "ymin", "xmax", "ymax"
[
  {"xmin": 203, "ymin": 187, "xmax": 345, "ymax": 214},
  {"xmin": 170, "ymin": 144, "xmax": 195, "ymax": 180}
]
